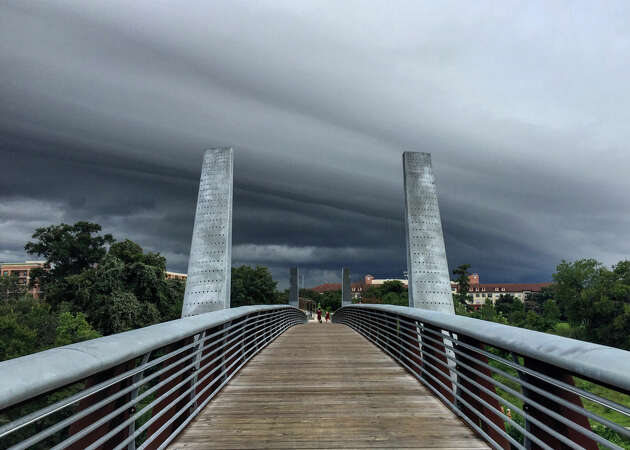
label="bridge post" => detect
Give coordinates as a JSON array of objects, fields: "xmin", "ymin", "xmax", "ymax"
[
  {"xmin": 402, "ymin": 152, "xmax": 453, "ymax": 313},
  {"xmin": 289, "ymin": 267, "xmax": 299, "ymax": 307},
  {"xmin": 342, "ymin": 267, "xmax": 351, "ymax": 306},
  {"xmin": 182, "ymin": 148, "xmax": 234, "ymax": 317},
  {"xmin": 521, "ymin": 358, "xmax": 598, "ymax": 450}
]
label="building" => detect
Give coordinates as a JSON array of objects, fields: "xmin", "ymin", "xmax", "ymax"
[
  {"xmin": 364, "ymin": 274, "xmax": 408, "ymax": 287},
  {"xmin": 450, "ymin": 273, "xmax": 479, "ymax": 292},
  {"xmin": 0, "ymin": 261, "xmax": 46, "ymax": 298},
  {"xmin": 451, "ymin": 273, "xmax": 551, "ymax": 308},
  {"xmin": 310, "ymin": 272, "xmax": 550, "ymax": 306},
  {"xmin": 166, "ymin": 271, "xmax": 187, "ymax": 281},
  {"xmin": 309, "ymin": 282, "xmax": 366, "ymax": 300},
  {"xmin": 310, "ymin": 274, "xmax": 410, "ymax": 300},
  {"xmin": 463, "ymin": 282, "xmax": 552, "ymax": 307}
]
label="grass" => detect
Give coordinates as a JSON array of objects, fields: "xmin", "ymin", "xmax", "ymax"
[{"xmin": 481, "ymin": 349, "xmax": 630, "ymax": 449}]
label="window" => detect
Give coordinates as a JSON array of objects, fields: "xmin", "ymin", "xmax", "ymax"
[
  {"xmin": 501, "ymin": 288, "xmax": 506, "ymax": 292},
  {"xmin": 495, "ymin": 288, "xmax": 499, "ymax": 291}
]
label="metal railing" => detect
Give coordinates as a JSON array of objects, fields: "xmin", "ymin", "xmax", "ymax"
[
  {"xmin": 333, "ymin": 304, "xmax": 630, "ymax": 450},
  {"xmin": 0, "ymin": 305, "xmax": 306, "ymax": 450}
]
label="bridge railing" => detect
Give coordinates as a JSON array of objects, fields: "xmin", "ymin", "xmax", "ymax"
[
  {"xmin": 334, "ymin": 304, "xmax": 630, "ymax": 450},
  {"xmin": 0, "ymin": 305, "xmax": 306, "ymax": 450}
]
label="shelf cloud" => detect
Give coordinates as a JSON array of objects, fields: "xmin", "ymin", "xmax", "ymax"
[{"xmin": 2, "ymin": 1, "xmax": 630, "ymax": 288}]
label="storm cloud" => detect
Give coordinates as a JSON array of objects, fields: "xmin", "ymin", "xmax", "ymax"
[{"xmin": 2, "ymin": 1, "xmax": 630, "ymax": 287}]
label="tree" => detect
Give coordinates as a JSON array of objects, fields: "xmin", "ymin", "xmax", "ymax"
[
  {"xmin": 0, "ymin": 314, "xmax": 38, "ymax": 361},
  {"xmin": 299, "ymin": 288, "xmax": 319, "ymax": 300},
  {"xmin": 453, "ymin": 264, "xmax": 473, "ymax": 306},
  {"xmin": 552, "ymin": 259, "xmax": 630, "ymax": 349},
  {"xmin": 495, "ymin": 294, "xmax": 518, "ymax": 317},
  {"xmin": 0, "ymin": 273, "xmax": 27, "ymax": 302},
  {"xmin": 362, "ymin": 285, "xmax": 382, "ymax": 303},
  {"xmin": 55, "ymin": 312, "xmax": 101, "ymax": 346},
  {"xmin": 542, "ymin": 299, "xmax": 561, "ymax": 327},
  {"xmin": 25, "ymin": 222, "xmax": 114, "ymax": 309},
  {"xmin": 0, "ymin": 297, "xmax": 100, "ymax": 362},
  {"xmin": 231, "ymin": 265, "xmax": 278, "ymax": 307},
  {"xmin": 24, "ymin": 222, "xmax": 185, "ymax": 334},
  {"xmin": 477, "ymin": 299, "xmax": 501, "ymax": 322},
  {"xmin": 382, "ymin": 291, "xmax": 407, "ymax": 306},
  {"xmin": 381, "ymin": 280, "xmax": 405, "ymax": 294},
  {"xmin": 525, "ymin": 286, "xmax": 554, "ymax": 315},
  {"xmin": 318, "ymin": 290, "xmax": 341, "ymax": 312}
]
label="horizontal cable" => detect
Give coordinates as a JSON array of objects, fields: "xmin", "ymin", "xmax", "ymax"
[
  {"xmin": 151, "ymin": 317, "xmax": 300, "ymax": 450},
  {"xmin": 347, "ymin": 311, "xmax": 611, "ymax": 449},
  {"xmin": 74, "ymin": 313, "xmax": 294, "ymax": 450},
  {"xmin": 0, "ymin": 309, "xmax": 285, "ymax": 439},
  {"xmin": 87, "ymin": 315, "xmax": 297, "ymax": 450},
  {"xmin": 343, "ymin": 314, "xmax": 560, "ymax": 450},
  {"xmin": 417, "ymin": 327, "xmax": 630, "ymax": 439},
  {"xmin": 343, "ymin": 311, "xmax": 621, "ymax": 450},
  {"xmin": 353, "ymin": 308, "xmax": 630, "ymax": 435},
  {"xmin": 419, "ymin": 317, "xmax": 630, "ymax": 417},
  {"xmin": 341, "ymin": 315, "xmax": 506, "ymax": 450},
  {"xmin": 11, "ymin": 312, "xmax": 289, "ymax": 450},
  {"xmin": 126, "ymin": 316, "xmax": 297, "ymax": 450}
]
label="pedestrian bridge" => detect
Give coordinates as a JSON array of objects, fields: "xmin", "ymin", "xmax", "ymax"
[{"xmin": 1, "ymin": 305, "xmax": 629, "ymax": 449}]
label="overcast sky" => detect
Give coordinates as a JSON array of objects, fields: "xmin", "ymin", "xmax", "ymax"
[{"xmin": 2, "ymin": 1, "xmax": 630, "ymax": 288}]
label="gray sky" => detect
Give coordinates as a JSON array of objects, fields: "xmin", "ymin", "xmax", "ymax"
[{"xmin": 2, "ymin": 1, "xmax": 630, "ymax": 288}]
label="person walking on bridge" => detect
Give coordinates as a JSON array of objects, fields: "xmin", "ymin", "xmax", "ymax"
[
  {"xmin": 317, "ymin": 307, "xmax": 322, "ymax": 323},
  {"xmin": 325, "ymin": 311, "xmax": 330, "ymax": 323}
]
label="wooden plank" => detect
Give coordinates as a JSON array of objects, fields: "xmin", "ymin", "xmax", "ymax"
[{"xmin": 169, "ymin": 323, "xmax": 489, "ymax": 449}]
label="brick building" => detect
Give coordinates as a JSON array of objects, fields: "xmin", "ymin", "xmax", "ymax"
[
  {"xmin": 0, "ymin": 261, "xmax": 46, "ymax": 298},
  {"xmin": 452, "ymin": 273, "xmax": 551, "ymax": 308},
  {"xmin": 311, "ymin": 272, "xmax": 550, "ymax": 306},
  {"xmin": 166, "ymin": 271, "xmax": 187, "ymax": 281}
]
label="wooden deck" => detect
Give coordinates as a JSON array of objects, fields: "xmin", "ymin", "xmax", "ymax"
[{"xmin": 169, "ymin": 322, "xmax": 489, "ymax": 449}]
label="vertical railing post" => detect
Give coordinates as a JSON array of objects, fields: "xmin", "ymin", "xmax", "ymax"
[
  {"xmin": 420, "ymin": 324, "xmax": 454, "ymax": 403},
  {"xmin": 127, "ymin": 352, "xmax": 151, "ymax": 450},
  {"xmin": 145, "ymin": 337, "xmax": 194, "ymax": 450},
  {"xmin": 189, "ymin": 331, "xmax": 206, "ymax": 411},
  {"xmin": 67, "ymin": 361, "xmax": 134, "ymax": 449},
  {"xmin": 221, "ymin": 321, "xmax": 231, "ymax": 383},
  {"xmin": 511, "ymin": 352, "xmax": 533, "ymax": 450},
  {"xmin": 400, "ymin": 318, "xmax": 422, "ymax": 379},
  {"xmin": 193, "ymin": 325, "xmax": 221, "ymax": 408},
  {"xmin": 455, "ymin": 335, "xmax": 509, "ymax": 449},
  {"xmin": 521, "ymin": 358, "xmax": 598, "ymax": 450}
]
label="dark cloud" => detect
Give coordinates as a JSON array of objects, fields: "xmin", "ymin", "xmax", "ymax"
[{"xmin": 2, "ymin": 1, "xmax": 630, "ymax": 288}]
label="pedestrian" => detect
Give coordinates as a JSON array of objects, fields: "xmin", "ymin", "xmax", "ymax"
[
  {"xmin": 317, "ymin": 307, "xmax": 322, "ymax": 323},
  {"xmin": 325, "ymin": 311, "xmax": 330, "ymax": 323}
]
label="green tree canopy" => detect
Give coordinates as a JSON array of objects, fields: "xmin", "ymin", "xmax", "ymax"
[
  {"xmin": 0, "ymin": 297, "xmax": 100, "ymax": 361},
  {"xmin": 318, "ymin": 290, "xmax": 341, "ymax": 312},
  {"xmin": 25, "ymin": 222, "xmax": 114, "ymax": 309},
  {"xmin": 24, "ymin": 221, "xmax": 184, "ymax": 336},
  {"xmin": 553, "ymin": 259, "xmax": 630, "ymax": 349},
  {"xmin": 453, "ymin": 264, "xmax": 473, "ymax": 305},
  {"xmin": 0, "ymin": 273, "xmax": 27, "ymax": 302},
  {"xmin": 231, "ymin": 265, "xmax": 278, "ymax": 307}
]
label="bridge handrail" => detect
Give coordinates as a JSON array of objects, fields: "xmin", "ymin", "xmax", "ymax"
[
  {"xmin": 0, "ymin": 304, "xmax": 306, "ymax": 449},
  {"xmin": 334, "ymin": 304, "xmax": 630, "ymax": 450},
  {"xmin": 0, "ymin": 305, "xmax": 295, "ymax": 410},
  {"xmin": 338, "ymin": 304, "xmax": 630, "ymax": 392}
]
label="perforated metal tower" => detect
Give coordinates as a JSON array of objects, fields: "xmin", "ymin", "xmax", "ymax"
[
  {"xmin": 289, "ymin": 267, "xmax": 299, "ymax": 307},
  {"xmin": 342, "ymin": 268, "xmax": 351, "ymax": 306},
  {"xmin": 182, "ymin": 148, "xmax": 234, "ymax": 317},
  {"xmin": 403, "ymin": 152, "xmax": 454, "ymax": 313}
]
